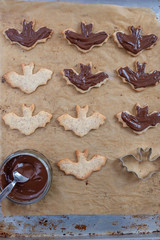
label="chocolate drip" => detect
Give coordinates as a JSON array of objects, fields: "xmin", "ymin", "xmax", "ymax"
[
  {"xmin": 0, "ymin": 155, "xmax": 48, "ymax": 201},
  {"xmin": 121, "ymin": 105, "xmax": 160, "ymax": 132},
  {"xmin": 118, "ymin": 62, "xmax": 160, "ymax": 89},
  {"xmin": 116, "ymin": 26, "xmax": 157, "ymax": 54},
  {"xmin": 5, "ymin": 20, "xmax": 52, "ymax": 48},
  {"xmin": 64, "ymin": 63, "xmax": 108, "ymax": 91},
  {"xmin": 64, "ymin": 22, "xmax": 108, "ymax": 50}
]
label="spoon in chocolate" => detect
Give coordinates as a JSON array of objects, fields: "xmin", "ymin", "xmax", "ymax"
[{"xmin": 0, "ymin": 171, "xmax": 29, "ymax": 202}]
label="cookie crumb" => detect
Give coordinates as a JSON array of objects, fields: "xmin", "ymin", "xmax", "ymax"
[
  {"xmin": 1, "ymin": 78, "xmax": 5, "ymax": 83},
  {"xmin": 85, "ymin": 180, "xmax": 89, "ymax": 185}
]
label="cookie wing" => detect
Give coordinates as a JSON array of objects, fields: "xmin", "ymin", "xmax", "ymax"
[
  {"xmin": 57, "ymin": 114, "xmax": 75, "ymax": 131},
  {"xmin": 87, "ymin": 113, "xmax": 106, "ymax": 130}
]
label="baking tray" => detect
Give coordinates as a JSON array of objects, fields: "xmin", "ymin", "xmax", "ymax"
[{"xmin": 0, "ymin": 0, "xmax": 160, "ymax": 239}]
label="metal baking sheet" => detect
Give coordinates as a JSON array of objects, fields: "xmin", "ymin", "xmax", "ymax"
[{"xmin": 0, "ymin": 0, "xmax": 160, "ymax": 239}]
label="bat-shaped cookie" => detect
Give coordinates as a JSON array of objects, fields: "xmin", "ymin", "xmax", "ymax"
[
  {"xmin": 116, "ymin": 104, "xmax": 160, "ymax": 134},
  {"xmin": 62, "ymin": 63, "xmax": 108, "ymax": 93},
  {"xmin": 3, "ymin": 62, "xmax": 53, "ymax": 94},
  {"xmin": 57, "ymin": 105, "xmax": 106, "ymax": 137},
  {"xmin": 113, "ymin": 26, "xmax": 158, "ymax": 56},
  {"xmin": 2, "ymin": 104, "xmax": 52, "ymax": 135},
  {"xmin": 120, "ymin": 148, "xmax": 160, "ymax": 180},
  {"xmin": 57, "ymin": 149, "xmax": 107, "ymax": 180},
  {"xmin": 117, "ymin": 61, "xmax": 160, "ymax": 91},
  {"xmin": 4, "ymin": 20, "xmax": 53, "ymax": 50},
  {"xmin": 63, "ymin": 22, "xmax": 109, "ymax": 52}
]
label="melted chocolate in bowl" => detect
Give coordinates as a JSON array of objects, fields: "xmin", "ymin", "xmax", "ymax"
[{"xmin": 0, "ymin": 154, "xmax": 49, "ymax": 203}]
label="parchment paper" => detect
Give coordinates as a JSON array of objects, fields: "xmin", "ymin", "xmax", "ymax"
[{"xmin": 1, "ymin": 0, "xmax": 160, "ymax": 216}]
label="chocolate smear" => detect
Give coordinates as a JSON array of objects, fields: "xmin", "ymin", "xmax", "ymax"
[
  {"xmin": 121, "ymin": 105, "xmax": 160, "ymax": 133},
  {"xmin": 63, "ymin": 63, "xmax": 108, "ymax": 91},
  {"xmin": 118, "ymin": 61, "xmax": 160, "ymax": 90},
  {"xmin": 116, "ymin": 26, "xmax": 157, "ymax": 55},
  {"xmin": 64, "ymin": 22, "xmax": 108, "ymax": 51},
  {"xmin": 5, "ymin": 20, "xmax": 52, "ymax": 48}
]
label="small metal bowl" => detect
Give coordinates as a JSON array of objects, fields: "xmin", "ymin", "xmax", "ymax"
[{"xmin": 0, "ymin": 149, "xmax": 52, "ymax": 205}]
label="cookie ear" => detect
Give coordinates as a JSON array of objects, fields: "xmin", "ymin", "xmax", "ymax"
[
  {"xmin": 57, "ymin": 105, "xmax": 106, "ymax": 137},
  {"xmin": 3, "ymin": 63, "xmax": 53, "ymax": 94},
  {"xmin": 4, "ymin": 19, "xmax": 53, "ymax": 50},
  {"xmin": 2, "ymin": 104, "xmax": 52, "ymax": 135},
  {"xmin": 57, "ymin": 150, "xmax": 107, "ymax": 180}
]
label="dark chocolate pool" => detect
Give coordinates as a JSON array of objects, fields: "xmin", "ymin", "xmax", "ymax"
[{"xmin": 0, "ymin": 150, "xmax": 52, "ymax": 204}]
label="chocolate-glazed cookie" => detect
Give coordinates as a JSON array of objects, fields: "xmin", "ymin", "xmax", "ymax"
[
  {"xmin": 113, "ymin": 26, "xmax": 157, "ymax": 56},
  {"xmin": 62, "ymin": 63, "xmax": 109, "ymax": 93},
  {"xmin": 116, "ymin": 104, "xmax": 160, "ymax": 134},
  {"xmin": 4, "ymin": 20, "xmax": 53, "ymax": 50},
  {"xmin": 63, "ymin": 22, "xmax": 109, "ymax": 52},
  {"xmin": 117, "ymin": 61, "xmax": 160, "ymax": 91}
]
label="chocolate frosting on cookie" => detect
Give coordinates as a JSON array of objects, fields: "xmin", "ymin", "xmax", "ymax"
[
  {"xmin": 116, "ymin": 26, "xmax": 157, "ymax": 55},
  {"xmin": 0, "ymin": 155, "xmax": 48, "ymax": 201},
  {"xmin": 5, "ymin": 20, "xmax": 52, "ymax": 48},
  {"xmin": 121, "ymin": 105, "xmax": 160, "ymax": 132},
  {"xmin": 118, "ymin": 62, "xmax": 160, "ymax": 89},
  {"xmin": 63, "ymin": 63, "xmax": 108, "ymax": 91},
  {"xmin": 64, "ymin": 22, "xmax": 108, "ymax": 51}
]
